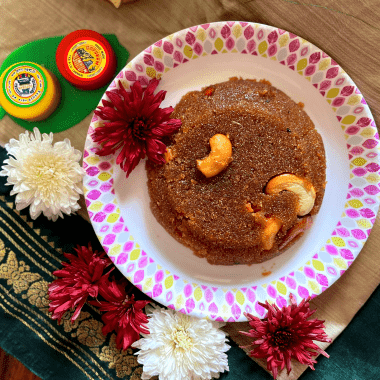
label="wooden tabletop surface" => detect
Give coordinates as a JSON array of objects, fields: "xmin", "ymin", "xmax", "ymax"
[{"xmin": 0, "ymin": 0, "xmax": 379, "ymax": 379}]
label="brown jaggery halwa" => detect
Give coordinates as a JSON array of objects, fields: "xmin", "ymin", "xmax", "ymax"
[{"xmin": 146, "ymin": 78, "xmax": 326, "ymax": 265}]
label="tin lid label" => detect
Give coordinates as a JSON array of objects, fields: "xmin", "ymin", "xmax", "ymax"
[
  {"xmin": 66, "ymin": 40, "xmax": 107, "ymax": 79},
  {"xmin": 3, "ymin": 63, "xmax": 47, "ymax": 107}
]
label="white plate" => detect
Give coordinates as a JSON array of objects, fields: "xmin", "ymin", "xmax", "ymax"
[{"xmin": 84, "ymin": 22, "xmax": 379, "ymax": 321}]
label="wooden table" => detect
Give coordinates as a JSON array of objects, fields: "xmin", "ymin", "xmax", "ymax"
[{"xmin": 0, "ymin": 0, "xmax": 379, "ymax": 379}]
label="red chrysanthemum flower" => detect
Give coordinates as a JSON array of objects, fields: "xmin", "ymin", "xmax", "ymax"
[
  {"xmin": 48, "ymin": 244, "xmax": 112, "ymax": 323},
  {"xmin": 240, "ymin": 294, "xmax": 332, "ymax": 379},
  {"xmin": 92, "ymin": 78, "xmax": 182, "ymax": 177},
  {"xmin": 90, "ymin": 279, "xmax": 150, "ymax": 350}
]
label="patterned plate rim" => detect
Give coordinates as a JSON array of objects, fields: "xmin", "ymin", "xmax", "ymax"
[{"xmin": 83, "ymin": 21, "xmax": 379, "ymax": 322}]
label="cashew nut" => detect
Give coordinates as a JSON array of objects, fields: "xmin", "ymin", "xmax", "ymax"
[
  {"xmin": 265, "ymin": 174, "xmax": 316, "ymax": 216},
  {"xmin": 252, "ymin": 212, "xmax": 282, "ymax": 251},
  {"xmin": 262, "ymin": 217, "xmax": 282, "ymax": 250},
  {"xmin": 197, "ymin": 134, "xmax": 232, "ymax": 178}
]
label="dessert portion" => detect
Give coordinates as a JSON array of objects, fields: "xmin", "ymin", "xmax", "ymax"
[{"xmin": 146, "ymin": 78, "xmax": 326, "ymax": 265}]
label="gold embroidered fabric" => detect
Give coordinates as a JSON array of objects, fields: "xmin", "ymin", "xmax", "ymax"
[{"xmin": 0, "ymin": 188, "xmax": 144, "ymax": 380}]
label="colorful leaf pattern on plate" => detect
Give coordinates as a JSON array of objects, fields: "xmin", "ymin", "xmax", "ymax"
[{"xmin": 83, "ymin": 22, "xmax": 379, "ymax": 322}]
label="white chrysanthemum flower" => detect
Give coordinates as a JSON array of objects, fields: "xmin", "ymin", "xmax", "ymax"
[
  {"xmin": 132, "ymin": 305, "xmax": 230, "ymax": 380},
  {"xmin": 0, "ymin": 127, "xmax": 85, "ymax": 221}
]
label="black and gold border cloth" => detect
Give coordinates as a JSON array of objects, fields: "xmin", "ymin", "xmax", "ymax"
[{"xmin": 0, "ymin": 146, "xmax": 146, "ymax": 380}]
